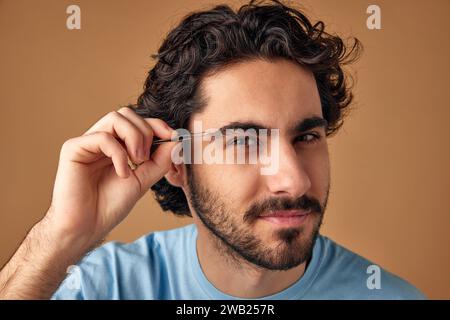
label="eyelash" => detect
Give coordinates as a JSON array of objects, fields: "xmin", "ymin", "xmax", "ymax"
[
  {"xmin": 294, "ymin": 132, "xmax": 322, "ymax": 145},
  {"xmin": 227, "ymin": 132, "xmax": 322, "ymax": 146},
  {"xmin": 229, "ymin": 136, "xmax": 257, "ymax": 146}
]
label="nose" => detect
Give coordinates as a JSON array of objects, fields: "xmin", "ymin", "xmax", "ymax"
[{"xmin": 263, "ymin": 142, "xmax": 311, "ymax": 198}]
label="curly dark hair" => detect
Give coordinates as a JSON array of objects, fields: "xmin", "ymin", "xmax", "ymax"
[{"xmin": 129, "ymin": 0, "xmax": 362, "ymax": 217}]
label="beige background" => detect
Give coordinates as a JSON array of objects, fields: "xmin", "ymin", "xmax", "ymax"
[{"xmin": 1, "ymin": 0, "xmax": 449, "ymax": 299}]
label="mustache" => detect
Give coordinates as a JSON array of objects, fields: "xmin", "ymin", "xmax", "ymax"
[{"xmin": 243, "ymin": 195, "xmax": 323, "ymax": 224}]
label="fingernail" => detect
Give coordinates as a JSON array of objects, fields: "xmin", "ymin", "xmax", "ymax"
[{"xmin": 128, "ymin": 158, "xmax": 138, "ymax": 171}]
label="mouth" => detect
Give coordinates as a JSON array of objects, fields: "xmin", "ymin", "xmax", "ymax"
[{"xmin": 258, "ymin": 209, "xmax": 312, "ymax": 227}]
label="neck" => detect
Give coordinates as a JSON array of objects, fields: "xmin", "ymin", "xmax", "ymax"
[{"xmin": 195, "ymin": 223, "xmax": 307, "ymax": 299}]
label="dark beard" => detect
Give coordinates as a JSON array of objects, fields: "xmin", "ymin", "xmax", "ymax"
[{"xmin": 187, "ymin": 169, "xmax": 329, "ymax": 271}]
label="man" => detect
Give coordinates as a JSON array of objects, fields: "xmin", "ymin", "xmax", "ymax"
[{"xmin": 0, "ymin": 0, "xmax": 424, "ymax": 299}]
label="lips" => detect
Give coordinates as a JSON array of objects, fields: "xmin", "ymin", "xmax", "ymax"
[
  {"xmin": 258, "ymin": 209, "xmax": 312, "ymax": 227},
  {"xmin": 259, "ymin": 209, "xmax": 311, "ymax": 218}
]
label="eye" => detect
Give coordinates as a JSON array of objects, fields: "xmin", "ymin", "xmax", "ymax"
[
  {"xmin": 294, "ymin": 132, "xmax": 322, "ymax": 144},
  {"xmin": 228, "ymin": 136, "xmax": 258, "ymax": 147}
]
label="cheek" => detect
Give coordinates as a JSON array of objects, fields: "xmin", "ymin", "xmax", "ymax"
[
  {"xmin": 201, "ymin": 163, "xmax": 263, "ymax": 205},
  {"xmin": 302, "ymin": 147, "xmax": 330, "ymax": 192}
]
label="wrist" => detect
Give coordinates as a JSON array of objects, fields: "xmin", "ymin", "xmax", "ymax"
[
  {"xmin": 30, "ymin": 216, "xmax": 90, "ymax": 267},
  {"xmin": 0, "ymin": 215, "xmax": 90, "ymax": 299}
]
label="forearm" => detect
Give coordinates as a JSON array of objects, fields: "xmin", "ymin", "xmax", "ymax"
[{"xmin": 0, "ymin": 217, "xmax": 87, "ymax": 299}]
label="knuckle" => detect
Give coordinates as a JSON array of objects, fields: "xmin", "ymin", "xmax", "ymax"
[
  {"xmin": 61, "ymin": 138, "xmax": 74, "ymax": 151},
  {"xmin": 106, "ymin": 110, "xmax": 120, "ymax": 120},
  {"xmin": 117, "ymin": 106, "xmax": 133, "ymax": 115},
  {"xmin": 96, "ymin": 131, "xmax": 112, "ymax": 142}
]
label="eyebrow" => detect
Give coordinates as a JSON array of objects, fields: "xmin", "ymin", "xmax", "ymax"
[
  {"xmin": 292, "ymin": 116, "xmax": 328, "ymax": 133},
  {"xmin": 217, "ymin": 116, "xmax": 328, "ymax": 135}
]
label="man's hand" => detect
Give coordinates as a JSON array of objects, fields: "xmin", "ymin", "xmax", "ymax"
[
  {"xmin": 0, "ymin": 107, "xmax": 179, "ymax": 299},
  {"xmin": 48, "ymin": 106, "xmax": 178, "ymax": 249}
]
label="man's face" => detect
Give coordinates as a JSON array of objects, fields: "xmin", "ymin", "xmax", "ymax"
[{"xmin": 186, "ymin": 58, "xmax": 330, "ymax": 271}]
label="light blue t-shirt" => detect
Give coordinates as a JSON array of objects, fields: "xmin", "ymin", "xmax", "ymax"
[{"xmin": 52, "ymin": 224, "xmax": 425, "ymax": 300}]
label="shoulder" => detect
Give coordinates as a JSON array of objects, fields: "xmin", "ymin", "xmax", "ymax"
[
  {"xmin": 52, "ymin": 223, "xmax": 196, "ymax": 299},
  {"xmin": 94, "ymin": 223, "xmax": 195, "ymax": 258},
  {"xmin": 81, "ymin": 223, "xmax": 195, "ymax": 267},
  {"xmin": 313, "ymin": 235, "xmax": 425, "ymax": 300}
]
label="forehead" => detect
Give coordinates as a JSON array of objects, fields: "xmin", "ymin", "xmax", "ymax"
[{"xmin": 190, "ymin": 58, "xmax": 322, "ymax": 131}]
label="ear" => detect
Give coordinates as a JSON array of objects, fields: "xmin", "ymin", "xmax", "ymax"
[{"xmin": 164, "ymin": 162, "xmax": 187, "ymax": 188}]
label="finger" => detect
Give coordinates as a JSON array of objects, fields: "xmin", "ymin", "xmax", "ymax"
[
  {"xmin": 82, "ymin": 111, "xmax": 144, "ymax": 164},
  {"xmin": 63, "ymin": 132, "xmax": 131, "ymax": 179},
  {"xmin": 144, "ymin": 118, "xmax": 175, "ymax": 139},
  {"xmin": 116, "ymin": 107, "xmax": 153, "ymax": 161},
  {"xmin": 143, "ymin": 118, "xmax": 176, "ymax": 156},
  {"xmin": 133, "ymin": 141, "xmax": 180, "ymax": 190}
]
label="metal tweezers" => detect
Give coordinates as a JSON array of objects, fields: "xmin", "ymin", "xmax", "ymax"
[
  {"xmin": 152, "ymin": 131, "xmax": 216, "ymax": 145},
  {"xmin": 129, "ymin": 131, "xmax": 219, "ymax": 170}
]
